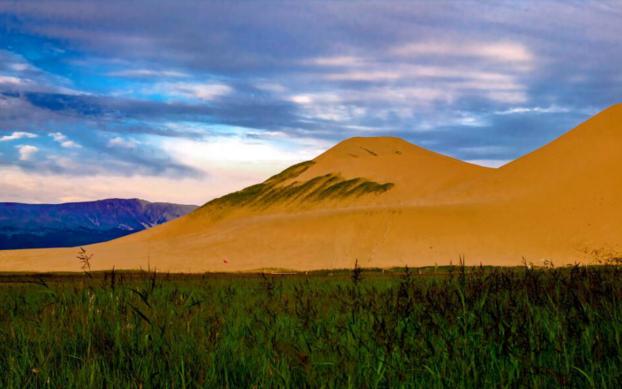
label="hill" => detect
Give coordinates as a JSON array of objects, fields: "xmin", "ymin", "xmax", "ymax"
[
  {"xmin": 0, "ymin": 199, "xmax": 197, "ymax": 249},
  {"xmin": 1, "ymin": 104, "xmax": 621, "ymax": 272}
]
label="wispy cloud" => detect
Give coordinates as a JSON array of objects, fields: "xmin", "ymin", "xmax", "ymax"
[
  {"xmin": 107, "ymin": 136, "xmax": 139, "ymax": 149},
  {"xmin": 307, "ymin": 56, "xmax": 364, "ymax": 67},
  {"xmin": 1, "ymin": 131, "xmax": 38, "ymax": 142},
  {"xmin": 154, "ymin": 82, "xmax": 233, "ymax": 101},
  {"xmin": 391, "ymin": 41, "xmax": 533, "ymax": 66},
  {"xmin": 0, "ymin": 75, "xmax": 26, "ymax": 85},
  {"xmin": 49, "ymin": 132, "xmax": 81, "ymax": 148},
  {"xmin": 494, "ymin": 106, "xmax": 571, "ymax": 115},
  {"xmin": 108, "ymin": 69, "xmax": 189, "ymax": 78}
]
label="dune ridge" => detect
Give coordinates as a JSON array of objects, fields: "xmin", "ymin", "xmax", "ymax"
[{"xmin": 1, "ymin": 104, "xmax": 621, "ymax": 272}]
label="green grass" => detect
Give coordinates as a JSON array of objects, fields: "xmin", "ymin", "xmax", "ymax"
[{"xmin": 1, "ymin": 265, "xmax": 621, "ymax": 387}]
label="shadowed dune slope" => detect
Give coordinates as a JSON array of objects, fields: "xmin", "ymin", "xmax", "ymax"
[{"xmin": 1, "ymin": 104, "xmax": 621, "ymax": 272}]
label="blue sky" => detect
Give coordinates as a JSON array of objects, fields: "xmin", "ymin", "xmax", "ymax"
[{"xmin": 0, "ymin": 1, "xmax": 621, "ymax": 204}]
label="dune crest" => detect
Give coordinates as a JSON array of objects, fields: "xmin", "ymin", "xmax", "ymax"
[{"xmin": 1, "ymin": 104, "xmax": 622, "ymax": 272}]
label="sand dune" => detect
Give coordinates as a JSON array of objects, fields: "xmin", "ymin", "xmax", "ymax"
[{"xmin": 2, "ymin": 104, "xmax": 621, "ymax": 272}]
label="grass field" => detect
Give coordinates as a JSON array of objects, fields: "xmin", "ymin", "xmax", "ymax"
[{"xmin": 1, "ymin": 264, "xmax": 621, "ymax": 387}]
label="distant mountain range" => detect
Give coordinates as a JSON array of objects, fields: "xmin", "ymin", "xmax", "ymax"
[{"xmin": 0, "ymin": 199, "xmax": 197, "ymax": 249}]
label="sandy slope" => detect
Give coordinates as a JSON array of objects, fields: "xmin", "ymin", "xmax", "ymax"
[{"xmin": 2, "ymin": 104, "xmax": 621, "ymax": 272}]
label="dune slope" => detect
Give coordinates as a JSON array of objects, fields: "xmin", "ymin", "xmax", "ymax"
[{"xmin": 1, "ymin": 104, "xmax": 621, "ymax": 272}]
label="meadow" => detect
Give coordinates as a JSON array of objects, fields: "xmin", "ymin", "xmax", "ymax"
[{"xmin": 1, "ymin": 264, "xmax": 621, "ymax": 387}]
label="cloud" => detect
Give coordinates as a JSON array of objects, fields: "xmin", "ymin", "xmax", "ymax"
[
  {"xmin": 466, "ymin": 159, "xmax": 510, "ymax": 168},
  {"xmin": 155, "ymin": 82, "xmax": 233, "ymax": 101},
  {"xmin": 0, "ymin": 75, "xmax": 25, "ymax": 85},
  {"xmin": 107, "ymin": 136, "xmax": 139, "ymax": 149},
  {"xmin": 16, "ymin": 145, "xmax": 38, "ymax": 161},
  {"xmin": 0, "ymin": 166, "xmax": 208, "ymax": 204},
  {"xmin": 0, "ymin": 131, "xmax": 38, "ymax": 142},
  {"xmin": 49, "ymin": 132, "xmax": 81, "ymax": 148},
  {"xmin": 392, "ymin": 41, "xmax": 533, "ymax": 66},
  {"xmin": 162, "ymin": 135, "xmax": 325, "ymax": 165},
  {"xmin": 307, "ymin": 56, "xmax": 364, "ymax": 67},
  {"xmin": 323, "ymin": 70, "xmax": 402, "ymax": 82},
  {"xmin": 6, "ymin": 90, "xmax": 309, "ymax": 135},
  {"xmin": 290, "ymin": 94, "xmax": 331, "ymax": 105},
  {"xmin": 108, "ymin": 69, "xmax": 189, "ymax": 78},
  {"xmin": 494, "ymin": 105, "xmax": 571, "ymax": 115}
]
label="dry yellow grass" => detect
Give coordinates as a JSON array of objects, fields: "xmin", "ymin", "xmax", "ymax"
[{"xmin": 2, "ymin": 104, "xmax": 621, "ymax": 272}]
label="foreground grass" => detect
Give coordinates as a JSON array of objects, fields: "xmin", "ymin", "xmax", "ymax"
[{"xmin": 1, "ymin": 265, "xmax": 621, "ymax": 387}]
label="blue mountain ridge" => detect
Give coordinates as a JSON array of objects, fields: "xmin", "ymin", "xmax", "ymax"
[{"xmin": 0, "ymin": 198, "xmax": 197, "ymax": 249}]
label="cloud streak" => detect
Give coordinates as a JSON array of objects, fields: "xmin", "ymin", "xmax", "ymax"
[
  {"xmin": 49, "ymin": 132, "xmax": 81, "ymax": 148},
  {"xmin": 1, "ymin": 131, "xmax": 38, "ymax": 142}
]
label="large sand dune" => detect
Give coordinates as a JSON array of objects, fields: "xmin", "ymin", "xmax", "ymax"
[{"xmin": 2, "ymin": 104, "xmax": 621, "ymax": 272}]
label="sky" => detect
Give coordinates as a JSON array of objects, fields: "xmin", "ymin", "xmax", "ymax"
[{"xmin": 0, "ymin": 1, "xmax": 621, "ymax": 205}]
